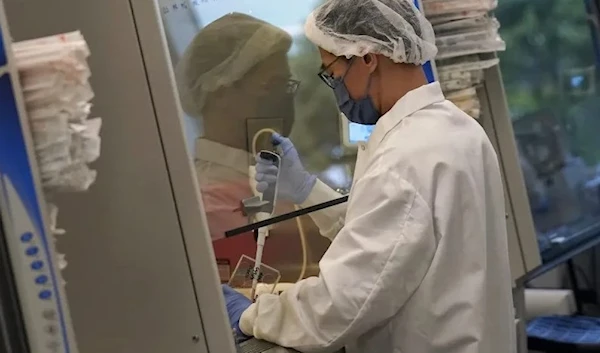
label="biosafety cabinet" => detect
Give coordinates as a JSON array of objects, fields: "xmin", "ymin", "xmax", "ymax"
[{"xmin": 0, "ymin": 1, "xmax": 540, "ymax": 353}]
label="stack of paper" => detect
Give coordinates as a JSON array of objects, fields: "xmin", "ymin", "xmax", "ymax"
[
  {"xmin": 13, "ymin": 31, "xmax": 101, "ymax": 277},
  {"xmin": 423, "ymin": 0, "xmax": 506, "ymax": 119},
  {"xmin": 14, "ymin": 31, "xmax": 101, "ymax": 193}
]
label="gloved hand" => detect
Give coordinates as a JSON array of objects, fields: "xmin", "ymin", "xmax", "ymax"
[
  {"xmin": 255, "ymin": 133, "xmax": 317, "ymax": 205},
  {"xmin": 222, "ymin": 284, "xmax": 252, "ymax": 343}
]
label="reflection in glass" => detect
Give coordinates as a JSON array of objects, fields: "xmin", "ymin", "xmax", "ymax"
[
  {"xmin": 497, "ymin": 0, "xmax": 600, "ymax": 261},
  {"xmin": 176, "ymin": 14, "xmax": 297, "ymax": 239},
  {"xmin": 161, "ymin": 4, "xmax": 345, "ymax": 282}
]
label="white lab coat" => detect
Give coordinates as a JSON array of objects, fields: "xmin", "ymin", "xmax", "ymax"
[{"xmin": 239, "ymin": 82, "xmax": 516, "ymax": 353}]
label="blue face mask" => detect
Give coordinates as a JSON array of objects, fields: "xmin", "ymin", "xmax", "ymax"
[{"xmin": 332, "ymin": 75, "xmax": 380, "ymax": 125}]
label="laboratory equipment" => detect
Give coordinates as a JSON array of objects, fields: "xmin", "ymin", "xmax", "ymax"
[
  {"xmin": 228, "ymin": 255, "xmax": 281, "ymax": 299},
  {"xmin": 13, "ymin": 31, "xmax": 102, "ymax": 283},
  {"xmin": 14, "ymin": 31, "xmax": 101, "ymax": 194},
  {"xmin": 428, "ymin": 0, "xmax": 506, "ymax": 119},
  {"xmin": 434, "ymin": 18, "xmax": 505, "ymax": 60},
  {"xmin": 249, "ymin": 150, "xmax": 280, "ymax": 300},
  {"xmin": 4, "ymin": 1, "xmax": 239, "ymax": 353},
  {"xmin": 0, "ymin": 3, "xmax": 79, "ymax": 352},
  {"xmin": 256, "ymin": 151, "xmax": 280, "ymax": 215},
  {"xmin": 0, "ymin": 0, "xmax": 542, "ymax": 352},
  {"xmin": 340, "ymin": 113, "xmax": 375, "ymax": 148},
  {"xmin": 2, "ymin": 1, "xmax": 316, "ymax": 352},
  {"xmin": 424, "ymin": 0, "xmax": 496, "ymax": 15},
  {"xmin": 225, "ymin": 196, "xmax": 348, "ymax": 239},
  {"xmin": 240, "ymin": 148, "xmax": 281, "ymax": 219}
]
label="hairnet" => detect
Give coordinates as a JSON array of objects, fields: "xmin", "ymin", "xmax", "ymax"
[
  {"xmin": 176, "ymin": 13, "xmax": 292, "ymax": 117},
  {"xmin": 304, "ymin": 0, "xmax": 437, "ymax": 65}
]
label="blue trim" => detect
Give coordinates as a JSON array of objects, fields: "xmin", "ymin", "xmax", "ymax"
[
  {"xmin": 422, "ymin": 61, "xmax": 436, "ymax": 83},
  {"xmin": 413, "ymin": 0, "xmax": 436, "ymax": 83},
  {"xmin": 0, "ymin": 43, "xmax": 71, "ymax": 353},
  {"xmin": 0, "ymin": 76, "xmax": 44, "ymax": 233}
]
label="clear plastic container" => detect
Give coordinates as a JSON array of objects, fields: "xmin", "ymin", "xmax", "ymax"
[
  {"xmin": 229, "ymin": 255, "xmax": 281, "ymax": 299},
  {"xmin": 436, "ymin": 26, "xmax": 498, "ymax": 47},
  {"xmin": 436, "ymin": 55, "xmax": 500, "ymax": 74},
  {"xmin": 440, "ymin": 71, "xmax": 484, "ymax": 92},
  {"xmin": 428, "ymin": 10, "xmax": 487, "ymax": 25},
  {"xmin": 434, "ymin": 15, "xmax": 493, "ymax": 34},
  {"xmin": 423, "ymin": 0, "xmax": 496, "ymax": 16},
  {"xmin": 436, "ymin": 39, "xmax": 506, "ymax": 60}
]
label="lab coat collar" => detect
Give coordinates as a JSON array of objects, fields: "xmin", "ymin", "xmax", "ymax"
[
  {"xmin": 369, "ymin": 82, "xmax": 445, "ymax": 149},
  {"xmin": 195, "ymin": 138, "xmax": 251, "ymax": 175}
]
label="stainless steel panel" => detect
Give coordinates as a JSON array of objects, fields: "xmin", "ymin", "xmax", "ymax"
[
  {"xmin": 4, "ymin": 1, "xmax": 211, "ymax": 352},
  {"xmin": 482, "ymin": 65, "xmax": 542, "ymax": 273},
  {"xmin": 478, "ymin": 62, "xmax": 541, "ymax": 282},
  {"xmin": 129, "ymin": 1, "xmax": 238, "ymax": 352}
]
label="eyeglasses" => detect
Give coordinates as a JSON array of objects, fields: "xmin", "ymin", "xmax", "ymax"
[
  {"xmin": 318, "ymin": 57, "xmax": 342, "ymax": 88},
  {"xmin": 258, "ymin": 78, "xmax": 301, "ymax": 96},
  {"xmin": 318, "ymin": 57, "xmax": 354, "ymax": 88}
]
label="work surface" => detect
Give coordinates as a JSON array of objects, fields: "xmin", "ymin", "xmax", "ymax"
[
  {"xmin": 239, "ymin": 338, "xmax": 344, "ymax": 353},
  {"xmin": 239, "ymin": 338, "xmax": 300, "ymax": 353}
]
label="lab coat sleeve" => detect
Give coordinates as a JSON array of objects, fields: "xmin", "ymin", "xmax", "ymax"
[
  {"xmin": 300, "ymin": 179, "xmax": 346, "ymax": 241},
  {"xmin": 239, "ymin": 169, "xmax": 436, "ymax": 352}
]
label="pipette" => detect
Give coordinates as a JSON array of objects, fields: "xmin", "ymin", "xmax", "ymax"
[
  {"xmin": 250, "ymin": 226, "xmax": 268, "ymax": 300},
  {"xmin": 250, "ymin": 150, "xmax": 281, "ymax": 301}
]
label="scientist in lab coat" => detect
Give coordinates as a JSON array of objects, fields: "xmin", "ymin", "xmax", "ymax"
[{"xmin": 221, "ymin": 0, "xmax": 516, "ymax": 352}]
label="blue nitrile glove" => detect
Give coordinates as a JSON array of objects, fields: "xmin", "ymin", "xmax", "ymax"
[
  {"xmin": 255, "ymin": 133, "xmax": 317, "ymax": 205},
  {"xmin": 222, "ymin": 284, "xmax": 252, "ymax": 343}
]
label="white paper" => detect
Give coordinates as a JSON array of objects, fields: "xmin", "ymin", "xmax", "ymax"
[{"xmin": 15, "ymin": 31, "xmax": 101, "ymax": 193}]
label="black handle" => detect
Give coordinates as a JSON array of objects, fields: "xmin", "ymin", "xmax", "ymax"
[
  {"xmin": 258, "ymin": 151, "xmax": 279, "ymax": 215},
  {"xmin": 225, "ymin": 196, "xmax": 349, "ymax": 238}
]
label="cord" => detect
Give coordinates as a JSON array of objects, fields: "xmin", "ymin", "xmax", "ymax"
[
  {"xmin": 252, "ymin": 128, "xmax": 277, "ymax": 157},
  {"xmin": 294, "ymin": 205, "xmax": 308, "ymax": 282},
  {"xmin": 251, "ymin": 129, "xmax": 309, "ymax": 282}
]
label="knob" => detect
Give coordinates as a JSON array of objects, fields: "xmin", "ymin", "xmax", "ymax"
[
  {"xmin": 25, "ymin": 247, "xmax": 39, "ymax": 256},
  {"xmin": 35, "ymin": 275, "xmax": 49, "ymax": 285},
  {"xmin": 39, "ymin": 290, "xmax": 52, "ymax": 300},
  {"xmin": 20, "ymin": 232, "xmax": 33, "ymax": 243},
  {"xmin": 31, "ymin": 261, "xmax": 44, "ymax": 270}
]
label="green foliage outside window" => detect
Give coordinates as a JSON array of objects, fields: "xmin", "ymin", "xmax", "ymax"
[{"xmin": 496, "ymin": 0, "xmax": 600, "ymax": 164}]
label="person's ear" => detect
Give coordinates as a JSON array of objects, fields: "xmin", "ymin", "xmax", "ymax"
[{"xmin": 363, "ymin": 54, "xmax": 378, "ymax": 73}]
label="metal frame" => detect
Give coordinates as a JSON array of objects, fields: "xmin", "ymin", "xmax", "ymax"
[
  {"xmin": 3, "ymin": 0, "xmax": 233, "ymax": 352},
  {"xmin": 585, "ymin": 0, "xmax": 600, "ymax": 66},
  {"xmin": 478, "ymin": 61, "xmax": 541, "ymax": 282},
  {"xmin": 478, "ymin": 61, "xmax": 541, "ymax": 353},
  {"xmin": 0, "ymin": 215, "xmax": 30, "ymax": 353},
  {"xmin": 129, "ymin": 1, "xmax": 236, "ymax": 352},
  {"xmin": 0, "ymin": 2, "xmax": 543, "ymax": 353},
  {"xmin": 512, "ymin": 286, "xmax": 527, "ymax": 353},
  {"xmin": 0, "ymin": 1, "xmax": 79, "ymax": 351}
]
